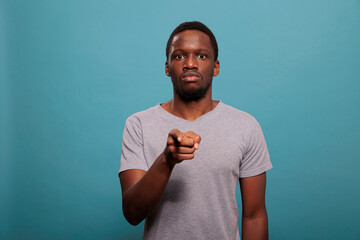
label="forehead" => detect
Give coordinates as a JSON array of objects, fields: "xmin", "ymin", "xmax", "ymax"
[{"xmin": 170, "ymin": 30, "xmax": 213, "ymax": 53}]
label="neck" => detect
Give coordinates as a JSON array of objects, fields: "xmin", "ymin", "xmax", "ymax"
[{"xmin": 162, "ymin": 89, "xmax": 218, "ymax": 121}]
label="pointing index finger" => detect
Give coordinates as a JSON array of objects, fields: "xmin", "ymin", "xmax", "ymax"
[{"xmin": 169, "ymin": 129, "xmax": 182, "ymax": 142}]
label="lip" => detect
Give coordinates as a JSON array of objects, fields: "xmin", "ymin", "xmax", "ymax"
[{"xmin": 181, "ymin": 72, "xmax": 201, "ymax": 82}]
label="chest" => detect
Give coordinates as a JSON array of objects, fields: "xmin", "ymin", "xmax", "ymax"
[{"xmin": 142, "ymin": 122, "xmax": 249, "ymax": 179}]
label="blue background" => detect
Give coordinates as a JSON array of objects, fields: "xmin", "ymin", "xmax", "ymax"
[{"xmin": 1, "ymin": 0, "xmax": 359, "ymax": 239}]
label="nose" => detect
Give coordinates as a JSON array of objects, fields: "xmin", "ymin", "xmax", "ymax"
[{"xmin": 183, "ymin": 55, "xmax": 197, "ymax": 70}]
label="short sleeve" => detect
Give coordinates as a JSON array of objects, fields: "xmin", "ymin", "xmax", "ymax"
[
  {"xmin": 119, "ymin": 117, "xmax": 149, "ymax": 174},
  {"xmin": 239, "ymin": 118, "xmax": 272, "ymax": 178}
]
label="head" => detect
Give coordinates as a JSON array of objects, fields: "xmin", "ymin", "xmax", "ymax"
[
  {"xmin": 166, "ymin": 21, "xmax": 219, "ymax": 62},
  {"xmin": 165, "ymin": 21, "xmax": 220, "ymax": 101}
]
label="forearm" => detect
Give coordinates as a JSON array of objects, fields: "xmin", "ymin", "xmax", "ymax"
[
  {"xmin": 241, "ymin": 211, "xmax": 268, "ymax": 240},
  {"xmin": 122, "ymin": 152, "xmax": 173, "ymax": 225}
]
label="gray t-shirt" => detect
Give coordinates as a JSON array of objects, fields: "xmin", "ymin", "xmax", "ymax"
[{"xmin": 119, "ymin": 101, "xmax": 272, "ymax": 240}]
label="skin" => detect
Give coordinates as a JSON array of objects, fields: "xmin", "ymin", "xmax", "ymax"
[
  {"xmin": 163, "ymin": 30, "xmax": 220, "ymax": 121},
  {"xmin": 119, "ymin": 30, "xmax": 268, "ymax": 239},
  {"xmin": 240, "ymin": 173, "xmax": 269, "ymax": 240}
]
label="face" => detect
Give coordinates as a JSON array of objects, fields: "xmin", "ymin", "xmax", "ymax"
[{"xmin": 165, "ymin": 30, "xmax": 220, "ymax": 101}]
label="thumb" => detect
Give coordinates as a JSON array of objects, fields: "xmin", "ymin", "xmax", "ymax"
[{"xmin": 194, "ymin": 135, "xmax": 201, "ymax": 149}]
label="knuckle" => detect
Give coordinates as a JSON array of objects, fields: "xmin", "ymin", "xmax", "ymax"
[{"xmin": 169, "ymin": 129, "xmax": 179, "ymax": 136}]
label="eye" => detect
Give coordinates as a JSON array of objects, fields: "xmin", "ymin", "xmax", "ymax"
[
  {"xmin": 198, "ymin": 54, "xmax": 206, "ymax": 59},
  {"xmin": 175, "ymin": 54, "xmax": 184, "ymax": 60}
]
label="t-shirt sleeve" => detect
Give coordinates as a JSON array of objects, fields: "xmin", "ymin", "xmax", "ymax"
[
  {"xmin": 119, "ymin": 117, "xmax": 149, "ymax": 174},
  {"xmin": 239, "ymin": 118, "xmax": 272, "ymax": 178}
]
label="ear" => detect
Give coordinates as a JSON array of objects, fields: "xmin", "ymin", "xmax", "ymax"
[
  {"xmin": 213, "ymin": 60, "xmax": 220, "ymax": 77},
  {"xmin": 165, "ymin": 61, "xmax": 170, "ymax": 76}
]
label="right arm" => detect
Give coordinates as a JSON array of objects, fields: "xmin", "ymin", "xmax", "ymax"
[{"xmin": 119, "ymin": 129, "xmax": 200, "ymax": 225}]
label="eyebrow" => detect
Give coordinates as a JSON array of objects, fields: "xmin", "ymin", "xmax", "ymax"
[{"xmin": 172, "ymin": 48, "xmax": 212, "ymax": 54}]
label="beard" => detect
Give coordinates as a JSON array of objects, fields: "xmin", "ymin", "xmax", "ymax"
[{"xmin": 172, "ymin": 78, "xmax": 212, "ymax": 101}]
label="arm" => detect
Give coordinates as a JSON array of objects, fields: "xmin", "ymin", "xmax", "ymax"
[
  {"xmin": 119, "ymin": 129, "xmax": 201, "ymax": 225},
  {"xmin": 240, "ymin": 172, "xmax": 268, "ymax": 240},
  {"xmin": 119, "ymin": 153, "xmax": 173, "ymax": 225}
]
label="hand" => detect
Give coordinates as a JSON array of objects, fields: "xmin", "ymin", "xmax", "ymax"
[{"xmin": 164, "ymin": 129, "xmax": 201, "ymax": 167}]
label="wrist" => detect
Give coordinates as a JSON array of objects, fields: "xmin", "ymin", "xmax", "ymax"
[{"xmin": 162, "ymin": 150, "xmax": 176, "ymax": 169}]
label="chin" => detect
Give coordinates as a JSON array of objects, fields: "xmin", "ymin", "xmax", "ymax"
[{"xmin": 177, "ymin": 88, "xmax": 208, "ymax": 101}]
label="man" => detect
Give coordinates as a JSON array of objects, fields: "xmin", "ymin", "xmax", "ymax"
[{"xmin": 119, "ymin": 21, "xmax": 272, "ymax": 240}]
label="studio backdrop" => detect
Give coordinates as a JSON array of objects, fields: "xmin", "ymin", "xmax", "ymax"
[{"xmin": 1, "ymin": 0, "xmax": 359, "ymax": 239}]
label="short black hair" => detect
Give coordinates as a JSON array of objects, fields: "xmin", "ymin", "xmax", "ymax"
[{"xmin": 166, "ymin": 21, "xmax": 218, "ymax": 61}]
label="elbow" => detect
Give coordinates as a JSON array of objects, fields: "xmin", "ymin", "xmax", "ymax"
[
  {"xmin": 243, "ymin": 207, "xmax": 268, "ymax": 220},
  {"xmin": 129, "ymin": 220, "xmax": 141, "ymax": 226},
  {"xmin": 124, "ymin": 212, "xmax": 142, "ymax": 226},
  {"xmin": 123, "ymin": 203, "xmax": 144, "ymax": 226}
]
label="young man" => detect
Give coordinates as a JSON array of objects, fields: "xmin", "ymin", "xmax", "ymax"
[{"xmin": 119, "ymin": 21, "xmax": 272, "ymax": 240}]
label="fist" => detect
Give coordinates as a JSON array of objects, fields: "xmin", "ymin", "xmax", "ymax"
[{"xmin": 164, "ymin": 129, "xmax": 201, "ymax": 167}]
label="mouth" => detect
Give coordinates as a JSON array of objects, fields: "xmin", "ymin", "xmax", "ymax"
[{"xmin": 181, "ymin": 72, "xmax": 201, "ymax": 82}]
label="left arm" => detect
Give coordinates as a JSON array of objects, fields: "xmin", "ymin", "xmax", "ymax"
[{"xmin": 240, "ymin": 172, "xmax": 268, "ymax": 240}]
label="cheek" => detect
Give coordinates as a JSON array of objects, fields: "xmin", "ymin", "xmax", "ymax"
[
  {"xmin": 204, "ymin": 64, "xmax": 215, "ymax": 76},
  {"xmin": 169, "ymin": 63, "xmax": 181, "ymax": 74}
]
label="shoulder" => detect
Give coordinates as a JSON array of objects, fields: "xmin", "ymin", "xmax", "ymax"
[
  {"xmin": 125, "ymin": 104, "xmax": 160, "ymax": 125},
  {"xmin": 219, "ymin": 102, "xmax": 258, "ymax": 127}
]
